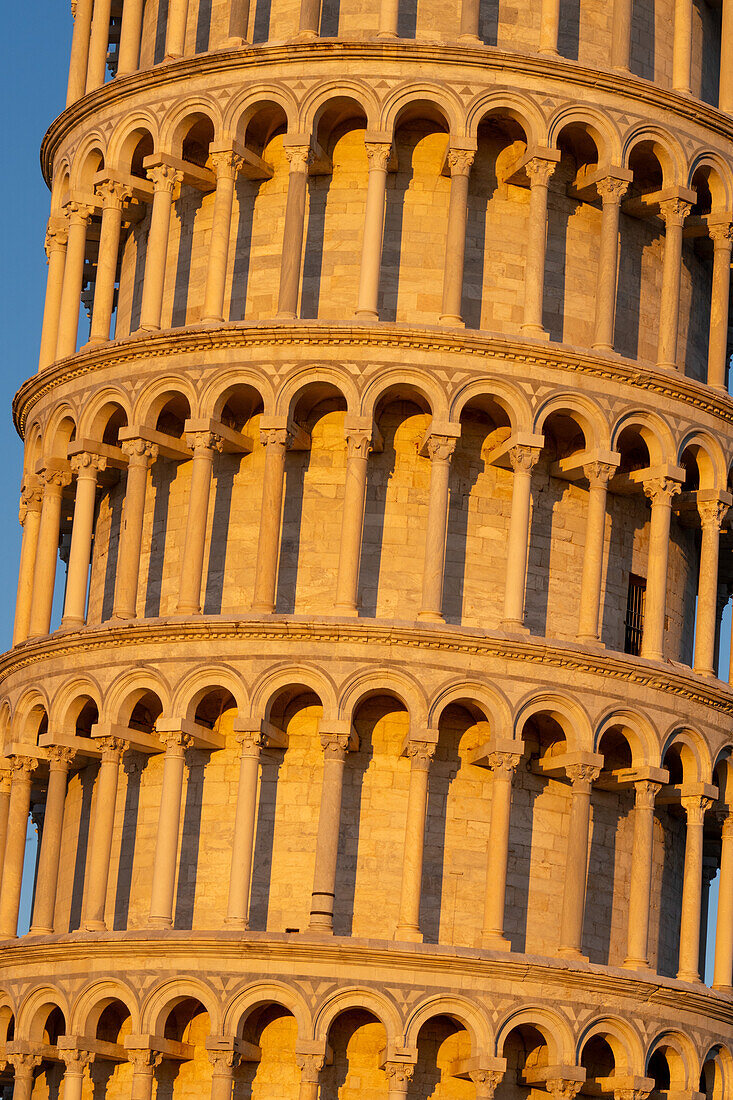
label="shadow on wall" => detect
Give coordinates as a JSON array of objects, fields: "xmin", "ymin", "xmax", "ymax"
[
  {"xmin": 247, "ymin": 752, "xmax": 283, "ymax": 931},
  {"xmin": 113, "ymin": 756, "xmax": 144, "ymax": 930},
  {"xmin": 320, "ymin": 0, "xmax": 340, "ymax": 35},
  {"xmin": 301, "ymin": 177, "xmax": 332, "ymax": 319},
  {"xmin": 144, "ymin": 461, "xmax": 176, "ymax": 618},
  {"xmin": 332, "ymin": 719, "xmax": 372, "ymax": 937},
  {"xmin": 69, "ymin": 767, "xmax": 96, "ymax": 931},
  {"xmin": 174, "ymin": 751, "xmax": 205, "ymax": 929},
  {"xmin": 203, "ymin": 456, "xmax": 236, "ymax": 614}
]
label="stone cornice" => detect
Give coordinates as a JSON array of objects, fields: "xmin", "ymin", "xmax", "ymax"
[
  {"xmin": 39, "ymin": 41, "xmax": 733, "ymax": 184},
  {"xmin": 12, "ymin": 321, "xmax": 733, "ymax": 436},
  {"xmin": 3, "ymin": 616, "xmax": 733, "ymax": 718},
  {"xmin": 0, "ymin": 931, "xmax": 731, "ymax": 1027}
]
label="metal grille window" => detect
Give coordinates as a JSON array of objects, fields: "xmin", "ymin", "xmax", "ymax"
[{"xmin": 624, "ymin": 574, "xmax": 646, "ymax": 656}]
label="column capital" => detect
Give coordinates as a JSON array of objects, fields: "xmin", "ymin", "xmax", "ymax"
[
  {"xmin": 45, "ymin": 218, "xmax": 69, "ymax": 256},
  {"xmin": 185, "ymin": 429, "xmax": 224, "ymax": 455},
  {"xmin": 19, "ymin": 479, "xmax": 43, "ymax": 524},
  {"xmin": 209, "ymin": 150, "xmax": 244, "ymax": 179},
  {"xmin": 383, "ymin": 1061, "xmax": 415, "ymax": 1091},
  {"xmin": 659, "ymin": 196, "xmax": 692, "ymax": 228},
  {"xmin": 320, "ymin": 731, "xmax": 351, "ymax": 758},
  {"xmin": 8, "ymin": 1052, "xmax": 42, "ymax": 1076},
  {"xmin": 121, "ymin": 438, "xmax": 159, "ymax": 465},
  {"xmin": 447, "ymin": 147, "xmax": 476, "ymax": 176},
  {"xmin": 546, "ymin": 1079, "xmax": 584, "ymax": 1100},
  {"xmin": 127, "ymin": 1049, "xmax": 162, "ymax": 1072},
  {"xmin": 642, "ymin": 476, "xmax": 682, "ymax": 506},
  {"xmin": 525, "ymin": 157, "xmax": 557, "ymax": 186},
  {"xmin": 583, "ymin": 460, "xmax": 617, "ymax": 488},
  {"xmin": 59, "ymin": 1049, "xmax": 93, "ymax": 1072},
  {"xmin": 614, "ymin": 1090, "xmax": 652, "ymax": 1100},
  {"xmin": 634, "ymin": 779, "xmax": 662, "ymax": 808},
  {"xmin": 365, "ymin": 142, "xmax": 392, "ymax": 170},
  {"xmin": 488, "ymin": 750, "xmax": 522, "ymax": 776},
  {"xmin": 145, "ymin": 163, "xmax": 182, "ymax": 192},
  {"xmin": 345, "ymin": 429, "xmax": 373, "ymax": 460},
  {"xmin": 260, "ymin": 426, "xmax": 292, "ymax": 450},
  {"xmin": 235, "ymin": 728, "xmax": 266, "ymax": 756},
  {"xmin": 681, "ymin": 794, "xmax": 714, "ymax": 823},
  {"xmin": 296, "ymin": 1053, "xmax": 325, "ymax": 1082},
  {"xmin": 284, "ymin": 145, "xmax": 313, "ymax": 173},
  {"xmin": 94, "ymin": 179, "xmax": 132, "ymax": 210},
  {"xmin": 470, "ymin": 1069, "xmax": 504, "ymax": 1099},
  {"xmin": 66, "ymin": 201, "xmax": 95, "ymax": 226},
  {"xmin": 160, "ymin": 730, "xmax": 194, "ymax": 753},
  {"xmin": 509, "ymin": 444, "xmax": 541, "ymax": 474},
  {"xmin": 406, "ymin": 739, "xmax": 437, "ymax": 768},
  {"xmin": 698, "ymin": 497, "xmax": 730, "ymax": 530},
  {"xmin": 207, "ymin": 1049, "xmax": 241, "ymax": 1073},
  {"xmin": 39, "ymin": 464, "xmax": 72, "ymax": 491},
  {"xmin": 46, "ymin": 744, "xmax": 76, "ymax": 768},
  {"xmin": 566, "ymin": 762, "xmax": 601, "ymax": 787},
  {"xmin": 426, "ymin": 434, "xmax": 458, "ymax": 463},
  {"xmin": 8, "ymin": 754, "xmax": 38, "ymax": 778},
  {"xmin": 709, "ymin": 220, "xmax": 733, "ymax": 248},
  {"xmin": 596, "ymin": 175, "xmax": 630, "ymax": 204},
  {"xmin": 96, "ymin": 735, "xmax": 128, "ymax": 759},
  {"xmin": 71, "ymin": 451, "xmax": 107, "ymax": 478}
]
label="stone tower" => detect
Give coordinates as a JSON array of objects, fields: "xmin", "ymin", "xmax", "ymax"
[{"xmin": 1, "ymin": 0, "xmax": 733, "ymax": 1096}]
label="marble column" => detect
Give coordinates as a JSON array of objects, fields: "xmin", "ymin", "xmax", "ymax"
[
  {"xmin": 59, "ymin": 1051, "xmax": 92, "ymax": 1100},
  {"xmin": 0, "ymin": 757, "xmax": 37, "ymax": 937},
  {"xmin": 209, "ymin": 1051, "xmax": 240, "ymax": 1100},
  {"xmin": 539, "ymin": 0, "xmax": 560, "ymax": 53},
  {"xmin": 641, "ymin": 477, "xmax": 682, "ymax": 661},
  {"xmin": 298, "ymin": 0, "xmax": 321, "ymax": 36},
  {"xmin": 334, "ymin": 428, "xmax": 371, "ymax": 615},
  {"xmin": 128, "ymin": 1051, "xmax": 162, "ymax": 1100},
  {"xmin": 714, "ymin": 811, "xmax": 733, "ymax": 989},
  {"xmin": 8, "ymin": 1054, "xmax": 41, "ymax": 1100},
  {"xmin": 225, "ymin": 731, "xmax": 263, "ymax": 929},
  {"xmin": 677, "ymin": 794, "xmax": 713, "ymax": 981},
  {"xmin": 720, "ymin": 0, "xmax": 733, "ymax": 112},
  {"xmin": 165, "ymin": 0, "xmax": 190, "ymax": 57},
  {"xmin": 38, "ymin": 217, "xmax": 69, "ymax": 370},
  {"xmin": 623, "ymin": 780, "xmax": 661, "ymax": 969},
  {"xmin": 62, "ymin": 453, "xmax": 106, "ymax": 627},
  {"xmin": 202, "ymin": 151, "xmax": 243, "ymax": 323},
  {"xmin": 459, "ymin": 0, "xmax": 481, "ymax": 40},
  {"xmin": 558, "ymin": 763, "xmax": 600, "ymax": 958},
  {"xmin": 85, "ymin": 737, "xmax": 126, "ymax": 931},
  {"xmin": 355, "ymin": 143, "xmax": 391, "ymax": 320},
  {"xmin": 384, "ymin": 1063, "xmax": 415, "ymax": 1098},
  {"xmin": 707, "ymin": 223, "xmax": 733, "ymax": 390},
  {"xmin": 149, "ymin": 733, "xmax": 192, "ymax": 927},
  {"xmin": 502, "ymin": 445, "xmax": 541, "ymax": 629},
  {"xmin": 177, "ymin": 430, "xmax": 222, "ymax": 614},
  {"xmin": 296, "ymin": 1054, "xmax": 325, "ymax": 1100},
  {"xmin": 440, "ymin": 149, "xmax": 475, "ymax": 325},
  {"xmin": 251, "ymin": 427, "xmax": 291, "ymax": 614},
  {"xmin": 378, "ymin": 0, "xmax": 399, "ymax": 35},
  {"xmin": 0, "ymin": 768, "xmax": 11, "ymax": 888},
  {"xmin": 56, "ymin": 203, "xmax": 94, "ymax": 360},
  {"xmin": 13, "ymin": 479, "xmax": 44, "ymax": 646},
  {"xmin": 471, "ymin": 1072, "xmax": 504, "ymax": 1100},
  {"xmin": 657, "ymin": 197, "xmax": 692, "ymax": 371},
  {"xmin": 482, "ymin": 751, "xmax": 521, "ymax": 950},
  {"xmin": 611, "ymin": 0, "xmax": 632, "ymax": 70},
  {"xmin": 30, "ymin": 746, "xmax": 74, "ymax": 935},
  {"xmin": 521, "ymin": 159, "xmax": 556, "ymax": 337},
  {"xmin": 309, "ymin": 733, "xmax": 350, "ymax": 932},
  {"xmin": 592, "ymin": 178, "xmax": 629, "ymax": 351},
  {"xmin": 28, "ymin": 466, "xmax": 72, "ymax": 638},
  {"xmin": 139, "ymin": 165, "xmax": 181, "ymax": 332},
  {"xmin": 576, "ymin": 462, "xmax": 615, "ymax": 643},
  {"xmin": 112, "ymin": 440, "xmax": 158, "ymax": 620},
  {"xmin": 672, "ymin": 0, "xmax": 693, "ymax": 94},
  {"xmin": 418, "ymin": 434, "xmax": 457, "ymax": 623},
  {"xmin": 277, "ymin": 147, "xmax": 312, "ymax": 319},
  {"xmin": 225, "ymin": 0, "xmax": 251, "ymax": 43},
  {"xmin": 89, "ymin": 181, "xmax": 130, "ymax": 345},
  {"xmin": 694, "ymin": 499, "xmax": 728, "ymax": 676},
  {"xmin": 395, "ymin": 740, "xmax": 436, "ymax": 942},
  {"xmin": 86, "ymin": 0, "xmax": 113, "ymax": 90},
  {"xmin": 117, "ymin": 0, "xmax": 145, "ymax": 74},
  {"xmin": 66, "ymin": 0, "xmax": 94, "ymax": 103}
]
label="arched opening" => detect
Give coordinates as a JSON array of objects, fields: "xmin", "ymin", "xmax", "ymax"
[
  {"xmin": 321, "ymin": 1008, "xmax": 388, "ymax": 1099},
  {"xmin": 237, "ymin": 1003, "xmax": 299, "ymax": 1095},
  {"xmin": 497, "ymin": 1023, "xmax": 550, "ymax": 1100},
  {"xmin": 616, "ymin": 141, "xmax": 666, "ymax": 364},
  {"xmin": 412, "ymin": 1013, "xmax": 473, "ymax": 1099},
  {"xmin": 159, "ymin": 998, "xmax": 211, "ymax": 1100}
]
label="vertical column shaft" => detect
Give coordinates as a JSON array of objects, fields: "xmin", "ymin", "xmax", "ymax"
[
  {"xmin": 355, "ymin": 144, "xmax": 391, "ymax": 320},
  {"xmin": 86, "ymin": 0, "xmax": 114, "ymax": 91},
  {"xmin": 672, "ymin": 0, "xmax": 693, "ymax": 93},
  {"xmin": 418, "ymin": 435, "xmax": 457, "ymax": 623},
  {"xmin": 225, "ymin": 733, "xmax": 263, "ymax": 928},
  {"xmin": 139, "ymin": 165, "xmax": 181, "ymax": 332},
  {"xmin": 38, "ymin": 218, "xmax": 69, "ymax": 370},
  {"xmin": 85, "ymin": 737, "xmax": 126, "ymax": 931},
  {"xmin": 558, "ymin": 764, "xmax": 599, "ymax": 958},
  {"xmin": 60, "ymin": 1052, "xmax": 91, "ymax": 1100},
  {"xmin": 482, "ymin": 752, "xmax": 520, "ymax": 949},
  {"xmin": 459, "ymin": 0, "xmax": 481, "ymax": 39},
  {"xmin": 226, "ymin": 0, "xmax": 252, "ymax": 42},
  {"xmin": 623, "ymin": 780, "xmax": 661, "ymax": 968},
  {"xmin": 112, "ymin": 440, "xmax": 158, "ymax": 620},
  {"xmin": 720, "ymin": 0, "xmax": 733, "ymax": 112},
  {"xmin": 297, "ymin": 1055, "xmax": 325, "ymax": 1100},
  {"xmin": 539, "ymin": 0, "xmax": 561, "ymax": 53},
  {"xmin": 334, "ymin": 430, "xmax": 371, "ymax": 615},
  {"xmin": 592, "ymin": 179, "xmax": 628, "ymax": 351},
  {"xmin": 56, "ymin": 204, "xmax": 93, "ymax": 360},
  {"xmin": 28, "ymin": 467, "xmax": 71, "ymax": 639},
  {"xmin": 641, "ymin": 477, "xmax": 681, "ymax": 661},
  {"xmin": 657, "ymin": 198, "xmax": 691, "ymax": 371},
  {"xmin": 395, "ymin": 741, "xmax": 436, "ymax": 942},
  {"xmin": 309, "ymin": 734, "xmax": 350, "ymax": 932},
  {"xmin": 128, "ymin": 1052, "xmax": 161, "ymax": 1100},
  {"xmin": 30, "ymin": 748, "xmax": 74, "ymax": 935},
  {"xmin": 298, "ymin": 0, "xmax": 321, "ymax": 35},
  {"xmin": 277, "ymin": 147, "xmax": 311, "ymax": 319},
  {"xmin": 611, "ymin": 0, "xmax": 632, "ymax": 69},
  {"xmin": 117, "ymin": 0, "xmax": 146, "ymax": 74},
  {"xmin": 66, "ymin": 0, "xmax": 94, "ymax": 104},
  {"xmin": 8, "ymin": 1056, "xmax": 41, "ymax": 1100},
  {"xmin": 0, "ymin": 757, "xmax": 37, "ymax": 938},
  {"xmin": 577, "ymin": 463, "xmax": 615, "ymax": 642},
  {"xmin": 208, "ymin": 1052, "xmax": 239, "ymax": 1100},
  {"xmin": 502, "ymin": 446, "xmax": 541, "ymax": 628},
  {"xmin": 677, "ymin": 795, "xmax": 712, "ymax": 981},
  {"xmin": 378, "ymin": 0, "xmax": 399, "ymax": 35},
  {"xmin": 165, "ymin": 0, "xmax": 190, "ymax": 57},
  {"xmin": 521, "ymin": 159, "xmax": 556, "ymax": 337},
  {"xmin": 714, "ymin": 813, "xmax": 733, "ymax": 989},
  {"xmin": 694, "ymin": 501, "xmax": 728, "ymax": 675},
  {"xmin": 149, "ymin": 734, "xmax": 191, "ymax": 928},
  {"xmin": 440, "ymin": 151, "xmax": 474, "ymax": 325},
  {"xmin": 177, "ymin": 432, "xmax": 221, "ymax": 615},
  {"xmin": 0, "ymin": 769, "xmax": 11, "ymax": 890},
  {"xmin": 202, "ymin": 152, "xmax": 243, "ymax": 323},
  {"xmin": 13, "ymin": 479, "xmax": 43, "ymax": 646},
  {"xmin": 89, "ymin": 182, "xmax": 130, "ymax": 345},
  {"xmin": 63, "ymin": 454, "xmax": 106, "ymax": 627},
  {"xmin": 707, "ymin": 224, "xmax": 733, "ymax": 390},
  {"xmin": 252, "ymin": 428, "xmax": 290, "ymax": 614}
]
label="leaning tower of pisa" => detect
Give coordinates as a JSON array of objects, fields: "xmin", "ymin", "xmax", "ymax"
[{"xmin": 2, "ymin": 0, "xmax": 733, "ymax": 1097}]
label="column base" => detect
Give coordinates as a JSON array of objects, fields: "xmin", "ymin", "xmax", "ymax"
[
  {"xmin": 439, "ymin": 313, "xmax": 465, "ymax": 327},
  {"xmin": 29, "ymin": 924, "xmax": 54, "ymax": 936},
  {"xmin": 693, "ymin": 664, "xmax": 715, "ymax": 677},
  {"xmin": 307, "ymin": 921, "xmax": 334, "ymax": 935},
  {"xmin": 333, "ymin": 604, "xmax": 359, "ymax": 617},
  {"xmin": 622, "ymin": 956, "xmax": 651, "ymax": 971},
  {"xmin": 500, "ymin": 619, "xmax": 530, "ymax": 635},
  {"xmin": 557, "ymin": 945, "xmax": 587, "ymax": 961},
  {"xmin": 457, "ymin": 33, "xmax": 482, "ymax": 43},
  {"xmin": 612, "ymin": 63, "xmax": 631, "ymax": 74},
  {"xmin": 276, "ymin": 310, "xmax": 298, "ymax": 320},
  {"xmin": 223, "ymin": 915, "xmax": 248, "ymax": 930},
  {"xmin": 85, "ymin": 335, "xmax": 110, "ymax": 348},
  {"xmin": 148, "ymin": 916, "xmax": 173, "ymax": 929},
  {"xmin": 251, "ymin": 602, "xmax": 275, "ymax": 615},
  {"xmin": 576, "ymin": 634, "xmax": 604, "ymax": 647},
  {"xmin": 59, "ymin": 616, "xmax": 85, "ymax": 630},
  {"xmin": 355, "ymin": 308, "xmax": 379, "ymax": 321},
  {"xmin": 656, "ymin": 359, "xmax": 679, "ymax": 372},
  {"xmin": 85, "ymin": 919, "xmax": 107, "ymax": 932},
  {"xmin": 641, "ymin": 648, "xmax": 663, "ymax": 662},
  {"xmin": 538, "ymin": 45, "xmax": 560, "ymax": 56},
  {"xmin": 520, "ymin": 323, "xmax": 550, "ymax": 340},
  {"xmin": 137, "ymin": 322, "xmax": 161, "ymax": 333},
  {"xmin": 394, "ymin": 926, "xmax": 423, "ymax": 943},
  {"xmin": 110, "ymin": 610, "xmax": 135, "ymax": 622},
  {"xmin": 481, "ymin": 931, "xmax": 511, "ymax": 951},
  {"xmin": 217, "ymin": 36, "xmax": 249, "ymax": 48},
  {"xmin": 591, "ymin": 340, "xmax": 613, "ymax": 353},
  {"xmin": 163, "ymin": 51, "xmax": 184, "ymax": 61},
  {"xmin": 200, "ymin": 314, "xmax": 225, "ymax": 325},
  {"xmin": 712, "ymin": 982, "xmax": 733, "ymax": 993},
  {"xmin": 174, "ymin": 604, "xmax": 202, "ymax": 617},
  {"xmin": 676, "ymin": 969, "xmax": 701, "ymax": 983},
  {"xmin": 296, "ymin": 29, "xmax": 318, "ymax": 40},
  {"xmin": 377, "ymin": 30, "xmax": 398, "ymax": 38},
  {"xmin": 417, "ymin": 610, "xmax": 445, "ymax": 623}
]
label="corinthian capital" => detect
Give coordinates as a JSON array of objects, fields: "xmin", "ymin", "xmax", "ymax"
[
  {"xmin": 642, "ymin": 476, "xmax": 682, "ymax": 506},
  {"xmin": 447, "ymin": 148, "xmax": 475, "ymax": 176},
  {"xmin": 509, "ymin": 444, "xmax": 541, "ymax": 474},
  {"xmin": 121, "ymin": 438, "xmax": 159, "ymax": 464},
  {"xmin": 365, "ymin": 142, "xmax": 392, "ymax": 170},
  {"xmin": 426, "ymin": 434, "xmax": 457, "ymax": 463},
  {"xmin": 285, "ymin": 146, "xmax": 313, "ymax": 173},
  {"xmin": 146, "ymin": 164, "xmax": 182, "ymax": 192},
  {"xmin": 698, "ymin": 498, "xmax": 730, "ymax": 530},
  {"xmin": 95, "ymin": 179, "xmax": 132, "ymax": 209},
  {"xmin": 525, "ymin": 157, "xmax": 557, "ymax": 186},
  {"xmin": 659, "ymin": 197, "xmax": 692, "ymax": 228},
  {"xmin": 71, "ymin": 452, "xmax": 107, "ymax": 477},
  {"xmin": 709, "ymin": 221, "xmax": 733, "ymax": 248},
  {"xmin": 209, "ymin": 150, "xmax": 244, "ymax": 180},
  {"xmin": 596, "ymin": 176, "xmax": 630, "ymax": 204},
  {"xmin": 19, "ymin": 479, "xmax": 43, "ymax": 524}
]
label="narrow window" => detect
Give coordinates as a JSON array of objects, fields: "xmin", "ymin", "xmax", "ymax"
[{"xmin": 624, "ymin": 574, "xmax": 646, "ymax": 656}]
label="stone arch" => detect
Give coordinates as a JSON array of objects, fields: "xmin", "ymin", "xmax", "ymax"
[
  {"xmin": 133, "ymin": 374, "xmax": 198, "ymax": 426},
  {"xmin": 381, "ymin": 84, "xmax": 464, "ymax": 138},
  {"xmin": 11, "ymin": 688, "xmax": 49, "ymax": 744},
  {"xmin": 645, "ymin": 1029, "xmax": 699, "ymax": 1090},
  {"xmin": 141, "ymin": 977, "xmax": 222, "ymax": 1036},
  {"xmin": 300, "ymin": 82, "xmax": 380, "ymax": 135},
  {"xmin": 171, "ymin": 665, "xmax": 248, "ymax": 724},
  {"xmin": 225, "ymin": 86, "xmax": 299, "ymax": 140},
  {"xmin": 466, "ymin": 90, "xmax": 545, "ymax": 146},
  {"xmin": 360, "ymin": 370, "xmax": 447, "ymax": 422},
  {"xmin": 249, "ymin": 664, "xmax": 339, "ymax": 723},
  {"xmin": 449, "ymin": 378, "xmax": 532, "ymax": 433},
  {"xmin": 576, "ymin": 1015, "xmax": 646, "ymax": 1076},
  {"xmin": 17, "ymin": 986, "xmax": 69, "ymax": 1041},
  {"xmin": 313, "ymin": 988, "xmax": 402, "ymax": 1046},
  {"xmin": 404, "ymin": 995, "xmax": 491, "ymax": 1052},
  {"xmin": 338, "ymin": 668, "xmax": 428, "ymax": 730},
  {"xmin": 70, "ymin": 979, "xmax": 140, "ymax": 1036},
  {"xmin": 610, "ymin": 409, "xmax": 676, "ymax": 468},
  {"xmin": 0, "ymin": 701, "xmax": 11, "ymax": 756},
  {"xmin": 160, "ymin": 98, "xmax": 224, "ymax": 153},
  {"xmin": 51, "ymin": 159, "xmax": 72, "ymax": 213},
  {"xmin": 687, "ymin": 151, "xmax": 733, "ymax": 211},
  {"xmin": 700, "ymin": 1044, "xmax": 733, "ymax": 1100},
  {"xmin": 494, "ymin": 1005, "xmax": 574, "ymax": 1065},
  {"xmin": 102, "ymin": 666, "xmax": 172, "ymax": 729},
  {"xmin": 49, "ymin": 677, "xmax": 103, "ymax": 738},
  {"xmin": 660, "ymin": 725, "xmax": 712, "ymax": 785},
  {"xmin": 593, "ymin": 707, "xmax": 660, "ymax": 769},
  {"xmin": 622, "ymin": 125, "xmax": 687, "ymax": 186},
  {"xmin": 200, "ymin": 369, "xmax": 273, "ymax": 422},
  {"xmin": 223, "ymin": 981, "xmax": 311, "ymax": 1040},
  {"xmin": 78, "ymin": 387, "xmax": 131, "ymax": 442},
  {"xmin": 533, "ymin": 392, "xmax": 610, "ymax": 451},
  {"xmin": 547, "ymin": 105, "xmax": 622, "ymax": 167},
  {"xmin": 427, "ymin": 680, "xmax": 513, "ymax": 740},
  {"xmin": 514, "ymin": 691, "xmax": 593, "ymax": 753},
  {"xmin": 43, "ymin": 403, "xmax": 78, "ymax": 458},
  {"xmin": 24, "ymin": 420, "xmax": 44, "ymax": 471},
  {"xmin": 70, "ymin": 133, "xmax": 107, "ymax": 191},
  {"xmin": 107, "ymin": 113, "xmax": 160, "ymax": 171},
  {"xmin": 276, "ymin": 365, "xmax": 360, "ymax": 422},
  {"xmin": 677, "ymin": 429, "xmax": 727, "ymax": 491}
]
